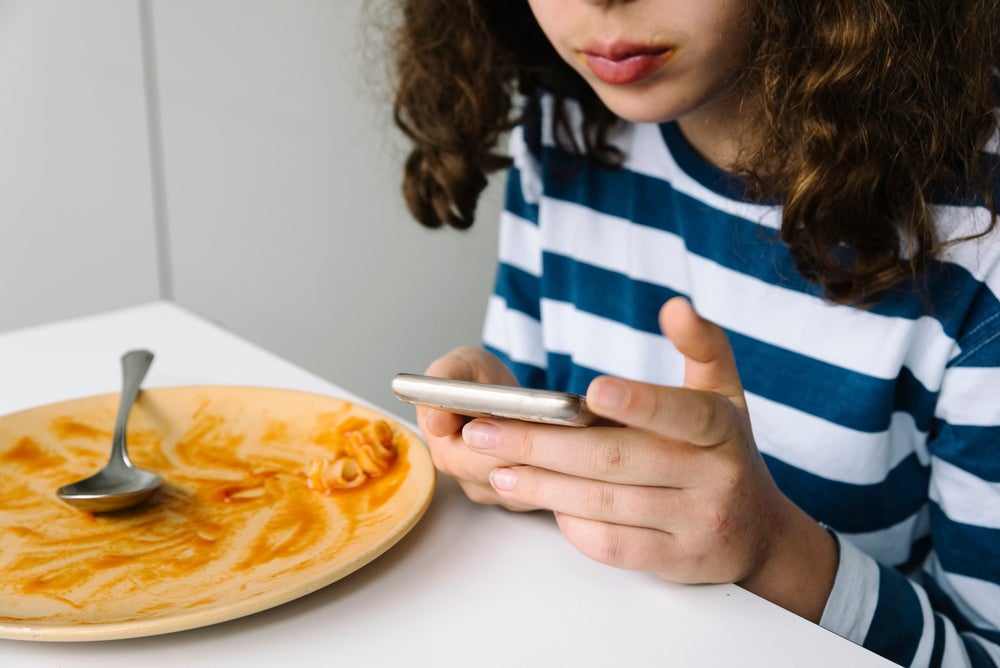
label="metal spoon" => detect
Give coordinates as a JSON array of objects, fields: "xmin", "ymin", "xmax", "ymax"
[{"xmin": 57, "ymin": 349, "xmax": 163, "ymax": 512}]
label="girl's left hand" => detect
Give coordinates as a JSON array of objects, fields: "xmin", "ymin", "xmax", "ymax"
[{"xmin": 461, "ymin": 297, "xmax": 838, "ymax": 622}]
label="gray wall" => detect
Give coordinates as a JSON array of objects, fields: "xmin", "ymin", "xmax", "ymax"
[
  {"xmin": 0, "ymin": 0, "xmax": 503, "ymax": 413},
  {"xmin": 0, "ymin": 1, "xmax": 160, "ymax": 325}
]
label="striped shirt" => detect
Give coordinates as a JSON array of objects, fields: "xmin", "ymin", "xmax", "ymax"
[{"xmin": 482, "ymin": 95, "xmax": 1000, "ymax": 668}]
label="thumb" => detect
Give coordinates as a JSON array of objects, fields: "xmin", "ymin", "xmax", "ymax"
[{"xmin": 660, "ymin": 297, "xmax": 746, "ymax": 408}]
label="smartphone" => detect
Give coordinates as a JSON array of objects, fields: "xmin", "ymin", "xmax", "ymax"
[{"xmin": 392, "ymin": 373, "xmax": 615, "ymax": 427}]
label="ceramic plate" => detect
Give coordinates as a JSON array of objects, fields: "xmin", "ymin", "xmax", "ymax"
[{"xmin": 0, "ymin": 386, "xmax": 435, "ymax": 641}]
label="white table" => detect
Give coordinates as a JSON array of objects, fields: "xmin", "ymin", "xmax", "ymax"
[{"xmin": 0, "ymin": 302, "xmax": 894, "ymax": 667}]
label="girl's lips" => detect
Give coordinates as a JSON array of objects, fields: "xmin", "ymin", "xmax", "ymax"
[{"xmin": 582, "ymin": 44, "xmax": 673, "ymax": 86}]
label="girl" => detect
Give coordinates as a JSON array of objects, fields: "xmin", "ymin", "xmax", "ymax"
[{"xmin": 390, "ymin": 1, "xmax": 1000, "ymax": 666}]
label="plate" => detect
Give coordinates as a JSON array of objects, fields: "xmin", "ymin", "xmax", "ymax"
[{"xmin": 0, "ymin": 386, "xmax": 435, "ymax": 641}]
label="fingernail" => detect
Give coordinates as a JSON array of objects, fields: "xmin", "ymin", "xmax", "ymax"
[
  {"xmin": 489, "ymin": 468, "xmax": 517, "ymax": 491},
  {"xmin": 463, "ymin": 421, "xmax": 499, "ymax": 449},
  {"xmin": 592, "ymin": 379, "xmax": 628, "ymax": 410}
]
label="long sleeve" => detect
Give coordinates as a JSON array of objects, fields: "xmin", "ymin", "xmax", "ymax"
[{"xmin": 821, "ymin": 326, "xmax": 1000, "ymax": 667}]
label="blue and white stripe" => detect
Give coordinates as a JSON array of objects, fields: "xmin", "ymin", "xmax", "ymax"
[{"xmin": 484, "ymin": 95, "xmax": 1000, "ymax": 667}]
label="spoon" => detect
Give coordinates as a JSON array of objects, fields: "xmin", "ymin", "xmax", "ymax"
[{"xmin": 57, "ymin": 349, "xmax": 163, "ymax": 512}]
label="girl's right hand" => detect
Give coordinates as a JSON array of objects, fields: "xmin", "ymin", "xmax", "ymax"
[{"xmin": 417, "ymin": 346, "xmax": 538, "ymax": 511}]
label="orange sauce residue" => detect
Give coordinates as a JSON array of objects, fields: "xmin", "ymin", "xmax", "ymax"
[
  {"xmin": 1, "ymin": 436, "xmax": 65, "ymax": 468},
  {"xmin": 49, "ymin": 417, "xmax": 110, "ymax": 441},
  {"xmin": 0, "ymin": 392, "xmax": 417, "ymax": 627}
]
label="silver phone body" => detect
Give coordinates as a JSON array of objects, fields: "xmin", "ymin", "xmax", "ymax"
[{"xmin": 392, "ymin": 373, "xmax": 609, "ymax": 427}]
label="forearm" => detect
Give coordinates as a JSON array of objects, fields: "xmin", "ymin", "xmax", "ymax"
[{"xmin": 737, "ymin": 494, "xmax": 839, "ymax": 624}]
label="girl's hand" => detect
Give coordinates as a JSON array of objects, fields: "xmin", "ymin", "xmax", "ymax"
[
  {"xmin": 461, "ymin": 298, "xmax": 838, "ymax": 621},
  {"xmin": 416, "ymin": 346, "xmax": 539, "ymax": 511}
]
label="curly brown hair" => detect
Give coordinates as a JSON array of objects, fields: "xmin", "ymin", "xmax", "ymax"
[{"xmin": 390, "ymin": 0, "xmax": 1000, "ymax": 305}]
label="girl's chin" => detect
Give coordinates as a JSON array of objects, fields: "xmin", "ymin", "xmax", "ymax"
[
  {"xmin": 588, "ymin": 78, "xmax": 746, "ymax": 128},
  {"xmin": 591, "ymin": 91, "xmax": 689, "ymax": 125}
]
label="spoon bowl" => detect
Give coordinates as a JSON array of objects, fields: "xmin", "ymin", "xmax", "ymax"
[
  {"xmin": 56, "ymin": 465, "xmax": 162, "ymax": 513},
  {"xmin": 57, "ymin": 349, "xmax": 163, "ymax": 513}
]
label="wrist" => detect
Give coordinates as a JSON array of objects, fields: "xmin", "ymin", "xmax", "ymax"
[{"xmin": 737, "ymin": 498, "xmax": 839, "ymax": 623}]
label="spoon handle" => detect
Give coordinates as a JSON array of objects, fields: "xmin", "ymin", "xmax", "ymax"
[{"xmin": 110, "ymin": 349, "xmax": 154, "ymax": 467}]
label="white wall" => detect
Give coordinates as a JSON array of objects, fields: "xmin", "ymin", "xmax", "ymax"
[
  {"xmin": 0, "ymin": 1, "xmax": 160, "ymax": 330},
  {"xmin": 151, "ymin": 0, "xmax": 502, "ymax": 412},
  {"xmin": 0, "ymin": 0, "xmax": 502, "ymax": 413}
]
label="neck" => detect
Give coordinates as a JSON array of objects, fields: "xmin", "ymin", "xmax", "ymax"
[{"xmin": 675, "ymin": 89, "xmax": 758, "ymax": 173}]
